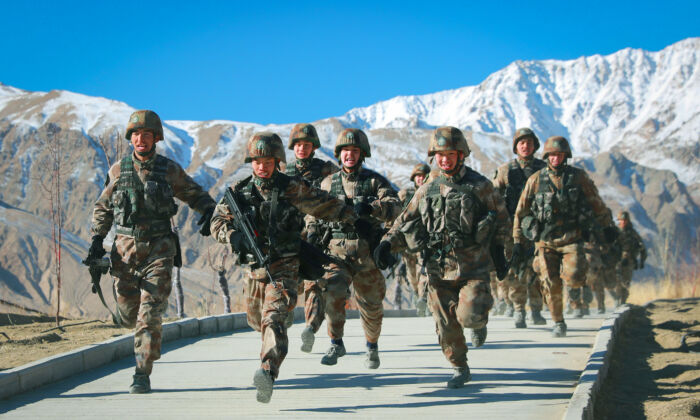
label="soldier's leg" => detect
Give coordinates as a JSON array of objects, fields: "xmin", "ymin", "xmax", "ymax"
[
  {"xmin": 455, "ymin": 277, "xmax": 494, "ymax": 330},
  {"xmin": 392, "ymin": 274, "xmax": 402, "ymax": 310},
  {"xmin": 112, "ymin": 258, "xmax": 141, "ymax": 329},
  {"xmin": 617, "ymin": 265, "xmax": 633, "ymax": 304},
  {"xmin": 245, "ymin": 274, "xmax": 266, "ymax": 332},
  {"xmin": 322, "ymin": 261, "xmax": 352, "ymax": 341},
  {"xmin": 534, "ymin": 246, "xmax": 565, "ymax": 322},
  {"xmin": 428, "ymin": 281, "xmax": 468, "ymax": 368},
  {"xmin": 560, "ymin": 242, "xmax": 588, "ymax": 315},
  {"xmin": 353, "ymin": 266, "xmax": 387, "ymax": 344},
  {"xmin": 303, "ymin": 279, "xmax": 325, "ymax": 333},
  {"xmin": 403, "ymin": 253, "xmax": 420, "ymax": 295}
]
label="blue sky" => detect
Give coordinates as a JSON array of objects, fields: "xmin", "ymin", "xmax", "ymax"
[{"xmin": 1, "ymin": 1, "xmax": 697, "ymax": 124}]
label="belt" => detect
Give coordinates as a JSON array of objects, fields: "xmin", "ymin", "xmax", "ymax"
[{"xmin": 116, "ymin": 220, "xmax": 171, "ymax": 239}]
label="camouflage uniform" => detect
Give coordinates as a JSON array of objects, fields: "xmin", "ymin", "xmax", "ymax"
[
  {"xmin": 614, "ymin": 213, "xmax": 646, "ymax": 304},
  {"xmin": 513, "ymin": 137, "xmax": 614, "ymax": 333},
  {"xmin": 383, "ymin": 127, "xmax": 511, "ymax": 374},
  {"xmin": 210, "ymin": 132, "xmax": 357, "ymax": 402},
  {"xmin": 284, "ymin": 123, "xmax": 339, "ymax": 335},
  {"xmin": 91, "ymin": 111, "xmax": 215, "ymax": 380}
]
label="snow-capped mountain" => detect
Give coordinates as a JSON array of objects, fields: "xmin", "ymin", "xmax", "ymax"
[{"xmin": 0, "ymin": 38, "xmax": 698, "ymax": 318}]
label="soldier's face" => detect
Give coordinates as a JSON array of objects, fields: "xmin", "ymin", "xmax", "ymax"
[
  {"xmin": 414, "ymin": 174, "xmax": 426, "ymax": 186},
  {"xmin": 435, "ymin": 151, "xmax": 461, "ymax": 172},
  {"xmin": 340, "ymin": 146, "xmax": 362, "ymax": 169},
  {"xmin": 619, "ymin": 219, "xmax": 628, "ymax": 229},
  {"xmin": 252, "ymin": 157, "xmax": 276, "ymax": 178},
  {"xmin": 293, "ymin": 140, "xmax": 315, "ymax": 159},
  {"xmin": 131, "ymin": 129, "xmax": 155, "ymax": 155},
  {"xmin": 516, "ymin": 138, "xmax": 535, "ymax": 158},
  {"xmin": 548, "ymin": 152, "xmax": 566, "ymax": 168}
]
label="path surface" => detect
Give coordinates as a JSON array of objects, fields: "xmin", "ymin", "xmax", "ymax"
[{"xmin": 1, "ymin": 313, "xmax": 605, "ymax": 419}]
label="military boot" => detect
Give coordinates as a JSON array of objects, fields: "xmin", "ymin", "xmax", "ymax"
[
  {"xmin": 505, "ymin": 303, "xmax": 515, "ymax": 317},
  {"xmin": 447, "ymin": 366, "xmax": 471, "ymax": 389},
  {"xmin": 365, "ymin": 347, "xmax": 380, "ymax": 369},
  {"xmin": 321, "ymin": 343, "xmax": 346, "ymax": 365},
  {"xmin": 495, "ymin": 299, "xmax": 507, "ymax": 315},
  {"xmin": 471, "ymin": 327, "xmax": 487, "ymax": 348},
  {"xmin": 565, "ymin": 305, "xmax": 574, "ymax": 315},
  {"xmin": 573, "ymin": 308, "xmax": 584, "ymax": 318},
  {"xmin": 415, "ymin": 297, "xmax": 428, "ymax": 317},
  {"xmin": 253, "ymin": 368, "xmax": 274, "ymax": 403},
  {"xmin": 129, "ymin": 373, "xmax": 151, "ymax": 394},
  {"xmin": 300, "ymin": 326, "xmax": 315, "ymax": 353},
  {"xmin": 597, "ymin": 302, "xmax": 606, "ymax": 314},
  {"xmin": 582, "ymin": 306, "xmax": 590, "ymax": 316},
  {"xmin": 514, "ymin": 310, "xmax": 527, "ymax": 328},
  {"xmin": 552, "ymin": 321, "xmax": 567, "ymax": 338},
  {"xmin": 530, "ymin": 310, "xmax": 547, "ymax": 325}
]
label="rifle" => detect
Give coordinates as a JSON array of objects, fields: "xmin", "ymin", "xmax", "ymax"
[
  {"xmin": 223, "ymin": 187, "xmax": 275, "ymax": 286},
  {"xmin": 82, "ymin": 256, "xmax": 122, "ymax": 325}
]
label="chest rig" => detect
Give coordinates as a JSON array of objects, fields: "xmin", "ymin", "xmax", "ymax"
[
  {"xmin": 112, "ymin": 154, "xmax": 177, "ymax": 239},
  {"xmin": 235, "ymin": 173, "xmax": 302, "ymax": 258},
  {"xmin": 531, "ymin": 166, "xmax": 583, "ymax": 241},
  {"xmin": 402, "ymin": 188, "xmax": 416, "ymax": 209},
  {"xmin": 285, "ymin": 158, "xmax": 325, "ymax": 187},
  {"xmin": 504, "ymin": 158, "xmax": 545, "ymax": 217},
  {"xmin": 618, "ymin": 227, "xmax": 641, "ymax": 257},
  {"xmin": 328, "ymin": 170, "xmax": 377, "ymax": 239}
]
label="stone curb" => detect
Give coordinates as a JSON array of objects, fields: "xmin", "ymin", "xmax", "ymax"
[
  {"xmin": 562, "ymin": 304, "xmax": 632, "ymax": 420},
  {"xmin": 0, "ymin": 306, "xmax": 417, "ymax": 400}
]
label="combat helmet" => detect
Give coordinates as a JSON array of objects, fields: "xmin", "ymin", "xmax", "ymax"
[
  {"xmin": 512, "ymin": 127, "xmax": 540, "ymax": 154},
  {"xmin": 428, "ymin": 126, "xmax": 470, "ymax": 157},
  {"xmin": 410, "ymin": 163, "xmax": 431, "ymax": 181},
  {"xmin": 245, "ymin": 132, "xmax": 286, "ymax": 163},
  {"xmin": 126, "ymin": 110, "xmax": 164, "ymax": 141},
  {"xmin": 618, "ymin": 211, "xmax": 630, "ymax": 221},
  {"xmin": 288, "ymin": 123, "xmax": 321, "ymax": 149},
  {"xmin": 542, "ymin": 136, "xmax": 572, "ymax": 159},
  {"xmin": 334, "ymin": 128, "xmax": 371, "ymax": 158}
]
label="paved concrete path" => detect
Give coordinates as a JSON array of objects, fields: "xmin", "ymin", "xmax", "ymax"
[{"xmin": 1, "ymin": 312, "xmax": 605, "ymax": 419}]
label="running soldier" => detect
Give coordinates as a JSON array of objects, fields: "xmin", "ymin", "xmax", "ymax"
[
  {"xmin": 87, "ymin": 110, "xmax": 216, "ymax": 394},
  {"xmin": 284, "ymin": 123, "xmax": 339, "ymax": 352},
  {"xmin": 614, "ymin": 211, "xmax": 646, "ymax": 305},
  {"xmin": 512, "ymin": 136, "xmax": 617, "ymax": 337},
  {"xmin": 492, "ymin": 128, "xmax": 547, "ymax": 327},
  {"xmin": 375, "ymin": 126, "xmax": 511, "ymax": 388},
  {"xmin": 210, "ymin": 132, "xmax": 367, "ymax": 403}
]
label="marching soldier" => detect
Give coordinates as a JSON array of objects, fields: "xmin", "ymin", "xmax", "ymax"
[
  {"xmin": 375, "ymin": 126, "xmax": 511, "ymax": 388},
  {"xmin": 614, "ymin": 211, "xmax": 646, "ymax": 305},
  {"xmin": 87, "ymin": 110, "xmax": 216, "ymax": 394}
]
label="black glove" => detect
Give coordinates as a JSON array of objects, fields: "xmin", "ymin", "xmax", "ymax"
[
  {"xmin": 373, "ymin": 240, "xmax": 396, "ymax": 270},
  {"xmin": 490, "ymin": 244, "xmax": 509, "ymax": 281},
  {"xmin": 85, "ymin": 235, "xmax": 106, "ymax": 263},
  {"xmin": 510, "ymin": 243, "xmax": 524, "ymax": 269},
  {"xmin": 197, "ymin": 207, "xmax": 215, "ymax": 236},
  {"xmin": 353, "ymin": 218, "xmax": 373, "ymax": 240},
  {"xmin": 602, "ymin": 226, "xmax": 618, "ymax": 244},
  {"xmin": 354, "ymin": 202, "xmax": 373, "ymax": 218}
]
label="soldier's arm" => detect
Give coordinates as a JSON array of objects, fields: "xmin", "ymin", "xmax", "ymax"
[
  {"xmin": 322, "ymin": 160, "xmax": 340, "ymax": 177},
  {"xmin": 512, "ymin": 175, "xmax": 537, "ymax": 244},
  {"xmin": 90, "ymin": 163, "xmax": 120, "ymax": 237},
  {"xmin": 382, "ymin": 186, "xmax": 426, "ymax": 254},
  {"xmin": 210, "ymin": 198, "xmax": 236, "ymax": 245},
  {"xmin": 288, "ymin": 178, "xmax": 357, "ymax": 224},
  {"xmin": 578, "ymin": 170, "xmax": 614, "ymax": 228},
  {"xmin": 478, "ymin": 179, "xmax": 513, "ymax": 250},
  {"xmin": 634, "ymin": 228, "xmax": 647, "ymax": 261},
  {"xmin": 168, "ymin": 162, "xmax": 216, "ymax": 214},
  {"xmin": 492, "ymin": 165, "xmax": 508, "ymax": 195},
  {"xmin": 370, "ymin": 176, "xmax": 401, "ymax": 222}
]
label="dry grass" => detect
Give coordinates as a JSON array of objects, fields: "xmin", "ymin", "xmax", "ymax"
[{"xmin": 628, "ymin": 272, "xmax": 700, "ymax": 305}]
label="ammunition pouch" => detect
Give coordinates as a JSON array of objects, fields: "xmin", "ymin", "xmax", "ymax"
[{"xmin": 521, "ymin": 215, "xmax": 540, "ymax": 242}]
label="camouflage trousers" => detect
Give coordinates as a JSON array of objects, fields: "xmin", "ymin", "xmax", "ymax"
[
  {"xmin": 428, "ymin": 277, "xmax": 493, "ymax": 368},
  {"xmin": 489, "ymin": 272, "xmax": 512, "ymax": 306},
  {"xmin": 110, "ymin": 234, "xmax": 175, "ymax": 376},
  {"xmin": 391, "ymin": 252, "xmax": 420, "ymax": 308},
  {"xmin": 302, "ymin": 279, "xmax": 325, "ymax": 333},
  {"xmin": 322, "ymin": 238, "xmax": 386, "ymax": 343},
  {"xmin": 533, "ymin": 241, "xmax": 587, "ymax": 322},
  {"xmin": 503, "ymin": 260, "xmax": 543, "ymax": 312},
  {"xmin": 615, "ymin": 259, "xmax": 636, "ymax": 304},
  {"xmin": 244, "ymin": 256, "xmax": 299, "ymax": 380}
]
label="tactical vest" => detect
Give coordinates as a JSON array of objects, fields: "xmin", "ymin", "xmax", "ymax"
[
  {"xmin": 504, "ymin": 158, "xmax": 545, "ymax": 217},
  {"xmin": 113, "ymin": 154, "xmax": 177, "ymax": 239},
  {"xmin": 234, "ymin": 173, "xmax": 302, "ymax": 258},
  {"xmin": 402, "ymin": 188, "xmax": 416, "ymax": 209},
  {"xmin": 285, "ymin": 158, "xmax": 325, "ymax": 187},
  {"xmin": 617, "ymin": 227, "xmax": 642, "ymax": 260},
  {"xmin": 328, "ymin": 170, "xmax": 378, "ymax": 239},
  {"xmin": 531, "ymin": 166, "xmax": 583, "ymax": 241}
]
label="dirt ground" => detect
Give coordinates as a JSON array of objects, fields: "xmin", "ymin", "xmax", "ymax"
[
  {"xmin": 595, "ymin": 298, "xmax": 700, "ymax": 420},
  {"xmin": 0, "ymin": 313, "xmax": 131, "ymax": 371}
]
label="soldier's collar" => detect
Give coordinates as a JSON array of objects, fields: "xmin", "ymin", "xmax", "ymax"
[
  {"xmin": 517, "ymin": 156, "xmax": 534, "ymax": 167},
  {"xmin": 342, "ymin": 165, "xmax": 362, "ymax": 181},
  {"xmin": 547, "ymin": 163, "xmax": 566, "ymax": 175},
  {"xmin": 132, "ymin": 150, "xmax": 157, "ymax": 168},
  {"xmin": 439, "ymin": 164, "xmax": 466, "ymax": 182},
  {"xmin": 295, "ymin": 155, "xmax": 314, "ymax": 170},
  {"xmin": 253, "ymin": 171, "xmax": 279, "ymax": 190}
]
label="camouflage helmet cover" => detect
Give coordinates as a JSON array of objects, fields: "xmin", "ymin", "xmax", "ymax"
[
  {"xmin": 334, "ymin": 128, "xmax": 371, "ymax": 158},
  {"xmin": 428, "ymin": 126, "xmax": 470, "ymax": 157},
  {"xmin": 410, "ymin": 163, "xmax": 431, "ymax": 181},
  {"xmin": 288, "ymin": 123, "xmax": 321, "ymax": 149},
  {"xmin": 126, "ymin": 110, "xmax": 164, "ymax": 142},
  {"xmin": 542, "ymin": 136, "xmax": 572, "ymax": 159},
  {"xmin": 512, "ymin": 127, "xmax": 540, "ymax": 154},
  {"xmin": 245, "ymin": 132, "xmax": 286, "ymax": 163},
  {"xmin": 618, "ymin": 211, "xmax": 630, "ymax": 221}
]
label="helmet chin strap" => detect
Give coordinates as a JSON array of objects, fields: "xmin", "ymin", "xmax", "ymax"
[
  {"xmin": 135, "ymin": 144, "xmax": 156, "ymax": 157},
  {"xmin": 341, "ymin": 156, "xmax": 364, "ymax": 172}
]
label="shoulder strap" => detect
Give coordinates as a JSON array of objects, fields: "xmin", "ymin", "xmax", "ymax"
[{"xmin": 329, "ymin": 172, "xmax": 344, "ymax": 197}]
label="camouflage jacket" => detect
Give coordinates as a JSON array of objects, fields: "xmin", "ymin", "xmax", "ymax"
[
  {"xmin": 211, "ymin": 171, "xmax": 357, "ymax": 259},
  {"xmin": 398, "ymin": 187, "xmax": 416, "ymax": 209},
  {"xmin": 91, "ymin": 152, "xmax": 215, "ymax": 239},
  {"xmin": 384, "ymin": 165, "xmax": 512, "ymax": 281},
  {"xmin": 513, "ymin": 164, "xmax": 613, "ymax": 247},
  {"xmin": 285, "ymin": 157, "xmax": 339, "ymax": 187},
  {"xmin": 615, "ymin": 224, "xmax": 646, "ymax": 263},
  {"xmin": 493, "ymin": 157, "xmax": 546, "ymax": 218}
]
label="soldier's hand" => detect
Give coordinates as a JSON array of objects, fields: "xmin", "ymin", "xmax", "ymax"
[
  {"xmin": 510, "ymin": 243, "xmax": 524, "ymax": 268},
  {"xmin": 197, "ymin": 207, "xmax": 215, "ymax": 236},
  {"xmin": 354, "ymin": 202, "xmax": 373, "ymax": 218},
  {"xmin": 373, "ymin": 241, "xmax": 396, "ymax": 270},
  {"xmin": 85, "ymin": 235, "xmax": 106, "ymax": 264},
  {"xmin": 602, "ymin": 226, "xmax": 618, "ymax": 243},
  {"xmin": 229, "ymin": 231, "xmax": 250, "ymax": 255},
  {"xmin": 353, "ymin": 218, "xmax": 373, "ymax": 239}
]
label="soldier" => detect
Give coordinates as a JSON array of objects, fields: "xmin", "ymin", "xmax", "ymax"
[
  {"xmin": 375, "ymin": 126, "xmax": 511, "ymax": 388},
  {"xmin": 512, "ymin": 136, "xmax": 616, "ymax": 337},
  {"xmin": 309, "ymin": 128, "xmax": 401, "ymax": 369},
  {"xmin": 492, "ymin": 128, "xmax": 547, "ymax": 327},
  {"xmin": 86, "ymin": 110, "xmax": 216, "ymax": 394},
  {"xmin": 394, "ymin": 163, "xmax": 431, "ymax": 316},
  {"xmin": 614, "ymin": 211, "xmax": 646, "ymax": 305},
  {"xmin": 284, "ymin": 123, "xmax": 339, "ymax": 353},
  {"xmin": 210, "ymin": 132, "xmax": 366, "ymax": 403}
]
